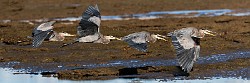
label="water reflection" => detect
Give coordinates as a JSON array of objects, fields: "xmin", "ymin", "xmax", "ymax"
[
  {"xmin": 0, "ymin": 68, "xmax": 58, "ymax": 83},
  {"xmin": 50, "ymin": 9, "xmax": 250, "ymax": 21},
  {"xmin": 2, "ymin": 9, "xmax": 250, "ymax": 24},
  {"xmin": 0, "ymin": 68, "xmax": 249, "ymax": 83}
]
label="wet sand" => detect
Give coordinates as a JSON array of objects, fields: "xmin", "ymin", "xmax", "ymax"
[{"xmin": 1, "ymin": 0, "xmax": 250, "ymax": 80}]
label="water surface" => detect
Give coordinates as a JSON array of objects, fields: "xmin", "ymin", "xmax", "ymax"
[
  {"xmin": 1, "ymin": 51, "xmax": 250, "ymax": 82},
  {"xmin": 0, "ymin": 68, "xmax": 249, "ymax": 83},
  {"xmin": 2, "ymin": 9, "xmax": 250, "ymax": 24}
]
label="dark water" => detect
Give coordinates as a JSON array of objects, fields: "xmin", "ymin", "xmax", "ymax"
[
  {"xmin": 3, "ymin": 51, "xmax": 249, "ymax": 73},
  {"xmin": 1, "ymin": 51, "xmax": 250, "ymax": 82},
  {"xmin": 75, "ymin": 51, "xmax": 250, "ymax": 69}
]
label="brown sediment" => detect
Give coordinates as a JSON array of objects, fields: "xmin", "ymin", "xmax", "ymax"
[{"xmin": 0, "ymin": 0, "xmax": 250, "ymax": 80}]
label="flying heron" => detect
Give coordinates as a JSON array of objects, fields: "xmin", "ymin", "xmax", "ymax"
[
  {"xmin": 121, "ymin": 31, "xmax": 167, "ymax": 52},
  {"xmin": 31, "ymin": 21, "xmax": 75, "ymax": 47},
  {"xmin": 168, "ymin": 27, "xmax": 216, "ymax": 73},
  {"xmin": 61, "ymin": 4, "xmax": 120, "ymax": 47}
]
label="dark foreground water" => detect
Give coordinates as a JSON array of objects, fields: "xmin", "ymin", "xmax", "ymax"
[
  {"xmin": 1, "ymin": 51, "xmax": 250, "ymax": 83},
  {"xmin": 0, "ymin": 68, "xmax": 249, "ymax": 83}
]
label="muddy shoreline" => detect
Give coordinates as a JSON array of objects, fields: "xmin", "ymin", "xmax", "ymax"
[{"xmin": 1, "ymin": 0, "xmax": 250, "ymax": 80}]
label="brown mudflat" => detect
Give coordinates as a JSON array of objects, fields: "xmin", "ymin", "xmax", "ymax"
[{"xmin": 1, "ymin": 0, "xmax": 250, "ymax": 80}]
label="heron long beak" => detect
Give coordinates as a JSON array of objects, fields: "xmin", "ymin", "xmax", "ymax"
[
  {"xmin": 61, "ymin": 32, "xmax": 76, "ymax": 36},
  {"xmin": 156, "ymin": 34, "xmax": 167, "ymax": 38},
  {"xmin": 203, "ymin": 30, "xmax": 216, "ymax": 36},
  {"xmin": 48, "ymin": 21, "xmax": 56, "ymax": 26},
  {"xmin": 115, "ymin": 37, "xmax": 122, "ymax": 40},
  {"xmin": 113, "ymin": 37, "xmax": 122, "ymax": 40},
  {"xmin": 156, "ymin": 34, "xmax": 167, "ymax": 41},
  {"xmin": 105, "ymin": 36, "xmax": 122, "ymax": 40}
]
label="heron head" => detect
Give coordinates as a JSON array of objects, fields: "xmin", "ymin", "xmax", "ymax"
[
  {"xmin": 59, "ymin": 32, "xmax": 76, "ymax": 37},
  {"xmin": 199, "ymin": 29, "xmax": 216, "ymax": 38}
]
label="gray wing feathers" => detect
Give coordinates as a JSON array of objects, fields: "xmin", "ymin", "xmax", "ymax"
[
  {"xmin": 122, "ymin": 32, "xmax": 148, "ymax": 52},
  {"xmin": 176, "ymin": 47, "xmax": 195, "ymax": 72},
  {"xmin": 32, "ymin": 30, "xmax": 52, "ymax": 47},
  {"xmin": 170, "ymin": 32, "xmax": 197, "ymax": 72},
  {"xmin": 123, "ymin": 38, "xmax": 148, "ymax": 52},
  {"xmin": 36, "ymin": 21, "xmax": 55, "ymax": 31},
  {"xmin": 32, "ymin": 29, "xmax": 42, "ymax": 37},
  {"xmin": 42, "ymin": 21, "xmax": 56, "ymax": 28},
  {"xmin": 82, "ymin": 5, "xmax": 101, "ymax": 20},
  {"xmin": 77, "ymin": 20, "xmax": 99, "ymax": 37},
  {"xmin": 32, "ymin": 21, "xmax": 55, "ymax": 47},
  {"xmin": 32, "ymin": 21, "xmax": 55, "ymax": 37},
  {"xmin": 95, "ymin": 4, "xmax": 100, "ymax": 12},
  {"xmin": 78, "ymin": 5, "xmax": 101, "ymax": 37}
]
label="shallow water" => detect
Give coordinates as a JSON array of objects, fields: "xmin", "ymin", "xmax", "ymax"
[
  {"xmin": 0, "ymin": 50, "xmax": 250, "ymax": 82},
  {"xmin": 40, "ymin": 9, "xmax": 250, "ymax": 21},
  {"xmin": 0, "ymin": 68, "xmax": 249, "ymax": 83},
  {"xmin": 2, "ymin": 9, "xmax": 250, "ymax": 24},
  {"xmin": 77, "ymin": 51, "xmax": 250, "ymax": 69},
  {"xmin": 1, "ymin": 51, "xmax": 250, "ymax": 73}
]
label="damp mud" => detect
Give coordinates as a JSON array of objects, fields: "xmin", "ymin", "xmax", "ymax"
[{"xmin": 1, "ymin": 0, "xmax": 250, "ymax": 80}]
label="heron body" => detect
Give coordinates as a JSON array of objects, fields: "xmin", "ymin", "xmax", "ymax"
[
  {"xmin": 76, "ymin": 32, "xmax": 111, "ymax": 44},
  {"xmin": 168, "ymin": 27, "xmax": 215, "ymax": 72},
  {"xmin": 93, "ymin": 34, "xmax": 113, "ymax": 44},
  {"xmin": 49, "ymin": 31, "xmax": 68, "ymax": 41},
  {"xmin": 32, "ymin": 21, "xmax": 75, "ymax": 47},
  {"xmin": 61, "ymin": 4, "xmax": 120, "ymax": 48},
  {"xmin": 32, "ymin": 21, "xmax": 56, "ymax": 47},
  {"xmin": 122, "ymin": 31, "xmax": 167, "ymax": 52},
  {"xmin": 76, "ymin": 4, "xmax": 119, "ymax": 44}
]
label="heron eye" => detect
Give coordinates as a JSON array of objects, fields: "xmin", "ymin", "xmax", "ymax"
[{"xmin": 177, "ymin": 33, "xmax": 183, "ymax": 37}]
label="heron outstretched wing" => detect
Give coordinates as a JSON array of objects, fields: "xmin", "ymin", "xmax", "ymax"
[
  {"xmin": 170, "ymin": 30, "xmax": 200, "ymax": 73},
  {"xmin": 77, "ymin": 20, "xmax": 99, "ymax": 37},
  {"xmin": 32, "ymin": 21, "xmax": 55, "ymax": 47},
  {"xmin": 122, "ymin": 32, "xmax": 149, "ymax": 52},
  {"xmin": 123, "ymin": 38, "xmax": 148, "ymax": 52},
  {"xmin": 82, "ymin": 4, "xmax": 101, "ymax": 21},
  {"xmin": 32, "ymin": 29, "xmax": 53, "ymax": 47},
  {"xmin": 77, "ymin": 5, "xmax": 101, "ymax": 37},
  {"xmin": 32, "ymin": 21, "xmax": 55, "ymax": 36}
]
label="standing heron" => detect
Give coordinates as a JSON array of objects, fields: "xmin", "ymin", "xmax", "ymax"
[
  {"xmin": 168, "ymin": 27, "xmax": 216, "ymax": 73},
  {"xmin": 32, "ymin": 21, "xmax": 75, "ymax": 47},
  {"xmin": 61, "ymin": 4, "xmax": 120, "ymax": 47},
  {"xmin": 121, "ymin": 31, "xmax": 167, "ymax": 52}
]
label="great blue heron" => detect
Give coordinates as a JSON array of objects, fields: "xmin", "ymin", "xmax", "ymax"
[
  {"xmin": 32, "ymin": 21, "xmax": 75, "ymax": 47},
  {"xmin": 168, "ymin": 27, "xmax": 216, "ymax": 73},
  {"xmin": 121, "ymin": 31, "xmax": 167, "ymax": 52},
  {"xmin": 61, "ymin": 4, "xmax": 120, "ymax": 47}
]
